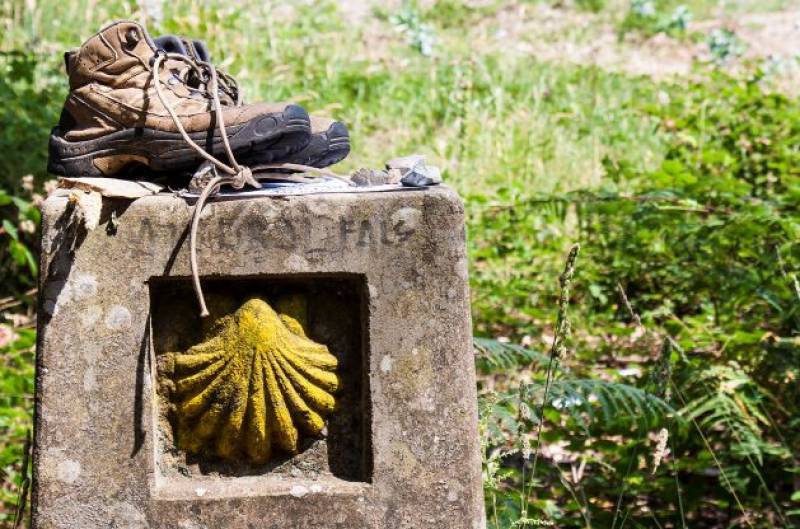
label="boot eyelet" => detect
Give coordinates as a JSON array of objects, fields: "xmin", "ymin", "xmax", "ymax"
[{"xmin": 124, "ymin": 28, "xmax": 140, "ymax": 50}]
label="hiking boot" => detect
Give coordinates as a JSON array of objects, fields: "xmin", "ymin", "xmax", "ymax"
[
  {"xmin": 48, "ymin": 21, "xmax": 311, "ymax": 177},
  {"xmin": 287, "ymin": 116, "xmax": 350, "ymax": 168},
  {"xmin": 154, "ymin": 34, "xmax": 350, "ymax": 169}
]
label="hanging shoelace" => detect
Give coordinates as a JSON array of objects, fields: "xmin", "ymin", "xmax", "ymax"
[
  {"xmin": 152, "ymin": 50, "xmax": 259, "ymax": 317},
  {"xmin": 151, "ymin": 50, "xmax": 352, "ymax": 317}
]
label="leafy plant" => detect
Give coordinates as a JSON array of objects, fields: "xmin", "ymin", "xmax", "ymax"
[
  {"xmin": 680, "ymin": 364, "xmax": 788, "ymax": 465},
  {"xmin": 0, "ymin": 328, "xmax": 34, "ymax": 526},
  {"xmin": 0, "ymin": 50, "xmax": 57, "ymax": 304},
  {"xmin": 474, "ymin": 338, "xmax": 552, "ymax": 374},
  {"xmin": 478, "ymin": 248, "xmax": 680, "ymax": 528},
  {"xmin": 569, "ymin": 67, "xmax": 798, "ymax": 526},
  {"xmin": 536, "ymin": 378, "xmax": 677, "ymax": 433},
  {"xmin": 0, "ymin": 51, "xmax": 64, "ymax": 191},
  {"xmin": 708, "ymin": 28, "xmax": 745, "ymax": 65},
  {"xmin": 0, "ymin": 189, "xmax": 40, "ymax": 305},
  {"xmin": 473, "ymin": 64, "xmax": 799, "ymax": 526},
  {"xmin": 575, "ymin": 0, "xmax": 606, "ymax": 13},
  {"xmin": 620, "ymin": 0, "xmax": 693, "ymax": 39},
  {"xmin": 390, "ymin": 2, "xmax": 436, "ymax": 56}
]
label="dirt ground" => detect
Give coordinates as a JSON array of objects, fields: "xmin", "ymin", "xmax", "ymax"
[
  {"xmin": 337, "ymin": 1, "xmax": 800, "ymax": 88},
  {"xmin": 477, "ymin": 5, "xmax": 800, "ymax": 77}
]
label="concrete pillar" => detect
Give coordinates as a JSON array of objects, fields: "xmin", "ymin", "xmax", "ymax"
[{"xmin": 33, "ymin": 187, "xmax": 484, "ymax": 528}]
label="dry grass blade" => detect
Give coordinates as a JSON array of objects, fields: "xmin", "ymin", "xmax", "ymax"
[
  {"xmin": 523, "ymin": 243, "xmax": 579, "ymax": 517},
  {"xmin": 12, "ymin": 430, "xmax": 31, "ymax": 529}
]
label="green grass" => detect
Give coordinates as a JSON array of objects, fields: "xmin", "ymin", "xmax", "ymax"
[
  {"xmin": 671, "ymin": 0, "xmax": 790, "ymax": 17},
  {"xmin": 0, "ymin": 328, "xmax": 34, "ymax": 526},
  {"xmin": 1, "ymin": 0, "xmax": 798, "ymax": 527}
]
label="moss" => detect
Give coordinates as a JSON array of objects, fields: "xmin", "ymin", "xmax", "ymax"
[{"xmin": 170, "ymin": 295, "xmax": 339, "ymax": 464}]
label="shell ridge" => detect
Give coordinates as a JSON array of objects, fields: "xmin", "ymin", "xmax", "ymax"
[
  {"xmin": 270, "ymin": 353, "xmax": 326, "ymax": 435},
  {"xmin": 262, "ymin": 349, "xmax": 299, "ymax": 453},
  {"xmin": 244, "ymin": 351, "xmax": 271, "ymax": 463},
  {"xmin": 273, "ymin": 352, "xmax": 337, "ymax": 413},
  {"xmin": 174, "ymin": 337, "xmax": 226, "ymax": 372},
  {"xmin": 279, "ymin": 314, "xmax": 307, "ymax": 337},
  {"xmin": 177, "ymin": 351, "xmax": 242, "ymax": 418},
  {"xmin": 174, "ymin": 355, "xmax": 229, "ymax": 397},
  {"xmin": 279, "ymin": 349, "xmax": 339, "ymax": 393},
  {"xmin": 214, "ymin": 346, "xmax": 259, "ymax": 459},
  {"xmin": 180, "ymin": 399, "xmax": 226, "ymax": 453},
  {"xmin": 284, "ymin": 342, "xmax": 339, "ymax": 369}
]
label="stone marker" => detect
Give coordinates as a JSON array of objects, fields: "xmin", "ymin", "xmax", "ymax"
[{"xmin": 33, "ymin": 186, "xmax": 485, "ymax": 528}]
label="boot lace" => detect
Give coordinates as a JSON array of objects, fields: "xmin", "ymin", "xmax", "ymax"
[
  {"xmin": 152, "ymin": 50, "xmax": 260, "ymax": 317},
  {"xmin": 151, "ymin": 50, "xmax": 350, "ymax": 317}
]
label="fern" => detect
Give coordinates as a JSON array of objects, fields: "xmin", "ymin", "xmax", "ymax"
[
  {"xmin": 526, "ymin": 378, "xmax": 677, "ymax": 433},
  {"xmin": 474, "ymin": 338, "xmax": 552, "ymax": 374},
  {"xmin": 486, "ymin": 378, "xmax": 678, "ymax": 437},
  {"xmin": 679, "ymin": 364, "xmax": 790, "ymax": 464}
]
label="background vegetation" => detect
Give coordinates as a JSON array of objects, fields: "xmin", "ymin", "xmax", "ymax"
[{"xmin": 1, "ymin": 0, "xmax": 799, "ymax": 527}]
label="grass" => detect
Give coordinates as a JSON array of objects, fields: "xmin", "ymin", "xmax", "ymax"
[
  {"xmin": 667, "ymin": 0, "xmax": 790, "ymax": 17},
  {"xmin": 590, "ymin": 0, "xmax": 790, "ymax": 18},
  {"xmin": 0, "ymin": 328, "xmax": 34, "ymax": 526},
  {"xmin": 1, "ymin": 0, "xmax": 798, "ymax": 527}
]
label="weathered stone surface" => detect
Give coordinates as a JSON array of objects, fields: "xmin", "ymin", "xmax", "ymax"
[{"xmin": 33, "ymin": 186, "xmax": 485, "ymax": 529}]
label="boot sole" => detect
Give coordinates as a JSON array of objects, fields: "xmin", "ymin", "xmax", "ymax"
[
  {"xmin": 248, "ymin": 120, "xmax": 350, "ymax": 169},
  {"xmin": 47, "ymin": 105, "xmax": 311, "ymax": 177}
]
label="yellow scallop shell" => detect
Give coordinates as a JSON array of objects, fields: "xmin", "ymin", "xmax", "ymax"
[{"xmin": 170, "ymin": 295, "xmax": 339, "ymax": 464}]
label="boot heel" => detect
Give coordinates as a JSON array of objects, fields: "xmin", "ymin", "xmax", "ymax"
[{"xmin": 48, "ymin": 132, "xmax": 105, "ymax": 177}]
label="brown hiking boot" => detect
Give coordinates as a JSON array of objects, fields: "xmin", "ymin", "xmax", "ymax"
[
  {"xmin": 48, "ymin": 21, "xmax": 311, "ymax": 177},
  {"xmin": 153, "ymin": 35, "xmax": 350, "ymax": 169}
]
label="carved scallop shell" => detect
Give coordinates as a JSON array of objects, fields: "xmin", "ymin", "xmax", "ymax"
[{"xmin": 170, "ymin": 296, "xmax": 339, "ymax": 464}]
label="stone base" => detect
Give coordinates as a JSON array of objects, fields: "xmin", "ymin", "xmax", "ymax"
[{"xmin": 33, "ymin": 186, "xmax": 485, "ymax": 529}]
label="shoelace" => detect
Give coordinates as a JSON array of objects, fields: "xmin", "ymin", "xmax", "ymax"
[
  {"xmin": 152, "ymin": 50, "xmax": 261, "ymax": 317},
  {"xmin": 217, "ymin": 70, "xmax": 242, "ymax": 106},
  {"xmin": 181, "ymin": 62, "xmax": 241, "ymax": 106},
  {"xmin": 151, "ymin": 50, "xmax": 351, "ymax": 317},
  {"xmin": 177, "ymin": 37, "xmax": 241, "ymax": 105}
]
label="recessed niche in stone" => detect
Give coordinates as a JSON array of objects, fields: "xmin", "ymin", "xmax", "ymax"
[{"xmin": 149, "ymin": 274, "xmax": 372, "ymax": 483}]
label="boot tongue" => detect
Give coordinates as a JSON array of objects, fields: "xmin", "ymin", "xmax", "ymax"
[
  {"xmin": 153, "ymin": 35, "xmax": 188, "ymax": 56},
  {"xmin": 154, "ymin": 35, "xmax": 212, "ymax": 64},
  {"xmin": 191, "ymin": 40, "xmax": 212, "ymax": 63},
  {"xmin": 153, "ymin": 34, "xmax": 238, "ymax": 106}
]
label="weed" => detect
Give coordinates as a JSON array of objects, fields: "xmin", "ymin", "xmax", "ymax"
[
  {"xmin": 390, "ymin": 2, "xmax": 436, "ymax": 56},
  {"xmin": 708, "ymin": 29, "xmax": 746, "ymax": 64}
]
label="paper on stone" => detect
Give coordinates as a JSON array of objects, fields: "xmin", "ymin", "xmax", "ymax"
[
  {"xmin": 178, "ymin": 176, "xmax": 416, "ymax": 199},
  {"xmin": 68, "ymin": 190, "xmax": 102, "ymax": 231},
  {"xmin": 58, "ymin": 177, "xmax": 163, "ymax": 199}
]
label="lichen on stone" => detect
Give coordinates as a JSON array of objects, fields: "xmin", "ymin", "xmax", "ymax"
[{"xmin": 170, "ymin": 294, "xmax": 339, "ymax": 464}]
